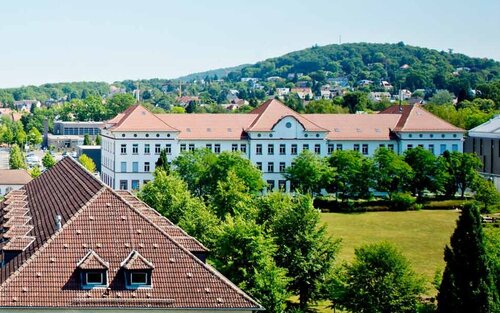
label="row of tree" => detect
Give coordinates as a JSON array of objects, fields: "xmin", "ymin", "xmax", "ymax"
[{"xmin": 285, "ymin": 147, "xmax": 498, "ymax": 209}]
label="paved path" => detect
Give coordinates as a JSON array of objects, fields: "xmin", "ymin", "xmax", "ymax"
[{"xmin": 0, "ymin": 148, "xmax": 9, "ymax": 169}]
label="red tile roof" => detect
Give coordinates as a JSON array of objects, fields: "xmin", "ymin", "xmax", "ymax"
[
  {"xmin": 248, "ymin": 99, "xmax": 327, "ymax": 132},
  {"xmin": 0, "ymin": 158, "xmax": 261, "ymax": 310},
  {"xmin": 77, "ymin": 250, "xmax": 110, "ymax": 270},
  {"xmin": 0, "ymin": 170, "xmax": 32, "ymax": 185},
  {"xmin": 380, "ymin": 104, "xmax": 464, "ymax": 132},
  {"xmin": 106, "ymin": 105, "xmax": 179, "ymax": 132},
  {"xmin": 120, "ymin": 250, "xmax": 154, "ymax": 270}
]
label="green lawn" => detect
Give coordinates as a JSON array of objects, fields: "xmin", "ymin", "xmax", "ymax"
[
  {"xmin": 321, "ymin": 210, "xmax": 459, "ymax": 289},
  {"xmin": 309, "ymin": 210, "xmax": 459, "ymax": 312}
]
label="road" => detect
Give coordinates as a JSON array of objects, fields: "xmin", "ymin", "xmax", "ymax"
[{"xmin": 0, "ymin": 148, "xmax": 9, "ymax": 169}]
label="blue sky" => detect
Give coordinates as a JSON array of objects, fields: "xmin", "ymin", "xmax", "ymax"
[{"xmin": 0, "ymin": 0, "xmax": 498, "ymax": 88}]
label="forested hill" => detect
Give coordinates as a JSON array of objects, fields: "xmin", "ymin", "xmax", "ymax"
[{"xmin": 225, "ymin": 42, "xmax": 500, "ymax": 92}]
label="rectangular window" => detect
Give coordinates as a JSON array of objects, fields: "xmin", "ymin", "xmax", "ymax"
[
  {"xmin": 256, "ymin": 144, "xmax": 262, "ymax": 155},
  {"xmin": 232, "ymin": 144, "xmax": 238, "ymax": 152},
  {"xmin": 188, "ymin": 144, "xmax": 195, "ymax": 151},
  {"xmin": 354, "ymin": 144, "xmax": 360, "ymax": 152},
  {"xmin": 337, "ymin": 144, "xmax": 343, "ymax": 151},
  {"xmin": 278, "ymin": 180, "xmax": 286, "ymax": 190},
  {"xmin": 291, "ymin": 144, "xmax": 298, "ymax": 155},
  {"xmin": 121, "ymin": 162, "xmax": 126, "ymax": 172},
  {"xmin": 144, "ymin": 144, "xmax": 150, "ymax": 154},
  {"xmin": 267, "ymin": 162, "xmax": 274, "ymax": 173},
  {"xmin": 429, "ymin": 144, "xmax": 435, "ymax": 154},
  {"xmin": 120, "ymin": 144, "xmax": 127, "ymax": 154},
  {"xmin": 132, "ymin": 144, "xmax": 138, "ymax": 155},
  {"xmin": 206, "ymin": 144, "xmax": 212, "ymax": 151},
  {"xmin": 379, "ymin": 144, "xmax": 385, "ymax": 148},
  {"xmin": 440, "ymin": 144, "xmax": 446, "ymax": 154},
  {"xmin": 279, "ymin": 162, "xmax": 286, "ymax": 172},
  {"xmin": 418, "ymin": 144, "xmax": 424, "ymax": 148},
  {"xmin": 131, "ymin": 272, "xmax": 148, "ymax": 284},
  {"xmin": 119, "ymin": 180, "xmax": 128, "ymax": 190},
  {"xmin": 256, "ymin": 162, "xmax": 262, "ymax": 171},
  {"xmin": 407, "ymin": 144, "xmax": 413, "ymax": 150},
  {"xmin": 240, "ymin": 144, "xmax": 247, "ymax": 153},
  {"xmin": 328, "ymin": 144, "xmax": 334, "ymax": 154},
  {"xmin": 362, "ymin": 144, "xmax": 368, "ymax": 155},
  {"xmin": 165, "ymin": 144, "xmax": 172, "ymax": 155},
  {"xmin": 279, "ymin": 144, "xmax": 286, "ymax": 155},
  {"xmin": 303, "ymin": 144, "xmax": 309, "ymax": 151},
  {"xmin": 267, "ymin": 180, "xmax": 275, "ymax": 191},
  {"xmin": 388, "ymin": 144, "xmax": 394, "ymax": 151},
  {"xmin": 214, "ymin": 144, "xmax": 221, "ymax": 154},
  {"xmin": 144, "ymin": 162, "xmax": 150, "ymax": 172},
  {"xmin": 86, "ymin": 272, "xmax": 104, "ymax": 285},
  {"xmin": 452, "ymin": 144, "xmax": 458, "ymax": 152},
  {"xmin": 314, "ymin": 144, "xmax": 321, "ymax": 154},
  {"xmin": 131, "ymin": 180, "xmax": 140, "ymax": 190},
  {"xmin": 155, "ymin": 144, "xmax": 161, "ymax": 154},
  {"xmin": 132, "ymin": 162, "xmax": 139, "ymax": 173},
  {"xmin": 180, "ymin": 144, "xmax": 186, "ymax": 152},
  {"xmin": 268, "ymin": 144, "xmax": 274, "ymax": 155}
]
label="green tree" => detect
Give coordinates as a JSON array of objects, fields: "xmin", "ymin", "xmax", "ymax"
[
  {"xmin": 29, "ymin": 166, "xmax": 42, "ymax": 178},
  {"xmin": 212, "ymin": 215, "xmax": 290, "ymax": 313},
  {"xmin": 474, "ymin": 178, "xmax": 500, "ymax": 213},
  {"xmin": 404, "ymin": 147, "xmax": 442, "ymax": 200},
  {"xmin": 42, "ymin": 152, "xmax": 56, "ymax": 169},
  {"xmin": 271, "ymin": 194, "xmax": 340, "ymax": 310},
  {"xmin": 27, "ymin": 128, "xmax": 43, "ymax": 146},
  {"xmin": 373, "ymin": 147, "xmax": 413, "ymax": 199},
  {"xmin": 78, "ymin": 154, "xmax": 96, "ymax": 172},
  {"xmin": 9, "ymin": 144, "xmax": 26, "ymax": 169},
  {"xmin": 94, "ymin": 134, "xmax": 101, "ymax": 145},
  {"xmin": 342, "ymin": 91, "xmax": 368, "ymax": 113},
  {"xmin": 441, "ymin": 151, "xmax": 482, "ymax": 198},
  {"xmin": 210, "ymin": 170, "xmax": 255, "ymax": 219},
  {"xmin": 285, "ymin": 150, "xmax": 332, "ymax": 194},
  {"xmin": 83, "ymin": 134, "xmax": 91, "ymax": 145},
  {"xmin": 330, "ymin": 242, "xmax": 425, "ymax": 313},
  {"xmin": 429, "ymin": 90, "xmax": 454, "ymax": 105},
  {"xmin": 328, "ymin": 150, "xmax": 373, "ymax": 201},
  {"xmin": 155, "ymin": 148, "xmax": 170, "ymax": 173},
  {"xmin": 437, "ymin": 203, "xmax": 498, "ymax": 313},
  {"xmin": 13, "ymin": 121, "xmax": 26, "ymax": 147},
  {"xmin": 138, "ymin": 169, "xmax": 206, "ymax": 224},
  {"xmin": 484, "ymin": 227, "xmax": 500, "ymax": 308}
]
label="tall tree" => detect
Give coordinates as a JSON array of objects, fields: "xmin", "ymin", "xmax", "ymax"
[
  {"xmin": 271, "ymin": 194, "xmax": 340, "ymax": 310},
  {"xmin": 285, "ymin": 150, "xmax": 332, "ymax": 195},
  {"xmin": 441, "ymin": 151, "xmax": 482, "ymax": 198},
  {"xmin": 83, "ymin": 134, "xmax": 91, "ymax": 145},
  {"xmin": 27, "ymin": 128, "xmax": 43, "ymax": 146},
  {"xmin": 373, "ymin": 147, "xmax": 413, "ymax": 199},
  {"xmin": 155, "ymin": 148, "xmax": 170, "ymax": 174},
  {"xmin": 404, "ymin": 147, "xmax": 442, "ymax": 200},
  {"xmin": 437, "ymin": 203, "xmax": 498, "ymax": 313},
  {"xmin": 330, "ymin": 242, "xmax": 425, "ymax": 313},
  {"xmin": 9, "ymin": 144, "xmax": 26, "ymax": 169},
  {"xmin": 328, "ymin": 150, "xmax": 373, "ymax": 201}
]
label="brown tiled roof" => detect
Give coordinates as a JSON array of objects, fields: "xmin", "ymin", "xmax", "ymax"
[
  {"xmin": 77, "ymin": 250, "xmax": 109, "ymax": 270},
  {"xmin": 380, "ymin": 104, "xmax": 464, "ymax": 132},
  {"xmin": 0, "ymin": 170, "xmax": 32, "ymax": 185},
  {"xmin": 120, "ymin": 250, "xmax": 154, "ymax": 270},
  {"xmin": 248, "ymin": 99, "xmax": 327, "ymax": 132},
  {"xmin": 0, "ymin": 157, "xmax": 261, "ymax": 310},
  {"xmin": 304, "ymin": 114, "xmax": 400, "ymax": 140},
  {"xmin": 106, "ymin": 105, "xmax": 179, "ymax": 132}
]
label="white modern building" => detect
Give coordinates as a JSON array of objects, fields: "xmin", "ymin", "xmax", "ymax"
[{"xmin": 100, "ymin": 99, "xmax": 464, "ymax": 191}]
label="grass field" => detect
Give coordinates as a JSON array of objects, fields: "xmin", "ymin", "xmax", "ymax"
[{"xmin": 308, "ymin": 210, "xmax": 459, "ymax": 312}]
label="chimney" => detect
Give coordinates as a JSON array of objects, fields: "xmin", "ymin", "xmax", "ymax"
[{"xmin": 55, "ymin": 215, "xmax": 62, "ymax": 231}]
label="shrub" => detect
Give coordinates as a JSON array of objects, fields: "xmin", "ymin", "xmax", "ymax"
[{"xmin": 390, "ymin": 192, "xmax": 417, "ymax": 211}]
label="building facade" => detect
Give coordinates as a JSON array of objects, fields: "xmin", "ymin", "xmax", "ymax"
[
  {"xmin": 101, "ymin": 100, "xmax": 464, "ymax": 191},
  {"xmin": 464, "ymin": 115, "xmax": 500, "ymax": 190},
  {"xmin": 54, "ymin": 121, "xmax": 104, "ymax": 138}
]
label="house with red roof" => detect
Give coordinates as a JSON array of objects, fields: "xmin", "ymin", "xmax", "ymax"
[
  {"xmin": 100, "ymin": 99, "xmax": 464, "ymax": 192},
  {"xmin": 0, "ymin": 157, "xmax": 263, "ymax": 312}
]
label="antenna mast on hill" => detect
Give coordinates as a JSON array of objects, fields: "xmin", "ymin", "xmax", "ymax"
[{"xmin": 135, "ymin": 81, "xmax": 140, "ymax": 103}]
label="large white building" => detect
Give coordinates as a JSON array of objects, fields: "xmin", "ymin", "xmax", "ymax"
[{"xmin": 100, "ymin": 99, "xmax": 464, "ymax": 191}]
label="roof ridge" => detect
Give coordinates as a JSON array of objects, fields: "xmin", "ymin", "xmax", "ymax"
[
  {"xmin": 113, "ymin": 104, "xmax": 180, "ymax": 132},
  {"xmin": 0, "ymin": 186, "xmax": 107, "ymax": 290},
  {"xmin": 109, "ymin": 189, "xmax": 261, "ymax": 308}
]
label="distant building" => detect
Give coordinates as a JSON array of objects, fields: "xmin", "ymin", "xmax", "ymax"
[
  {"xmin": 14, "ymin": 100, "xmax": 41, "ymax": 112},
  {"xmin": 464, "ymin": 115, "xmax": 500, "ymax": 190},
  {"xmin": 380, "ymin": 80, "xmax": 393, "ymax": 90},
  {"xmin": 100, "ymin": 100, "xmax": 464, "ymax": 191},
  {"xmin": 0, "ymin": 108, "xmax": 22, "ymax": 122},
  {"xmin": 266, "ymin": 76, "xmax": 283, "ymax": 82},
  {"xmin": 275, "ymin": 88, "xmax": 290, "ymax": 97},
  {"xmin": 53, "ymin": 121, "xmax": 103, "ymax": 138},
  {"xmin": 0, "ymin": 169, "xmax": 32, "ymax": 195},
  {"xmin": 291, "ymin": 87, "xmax": 313, "ymax": 100},
  {"xmin": 240, "ymin": 77, "xmax": 259, "ymax": 84},
  {"xmin": 47, "ymin": 134, "xmax": 84, "ymax": 149},
  {"xmin": 369, "ymin": 92, "xmax": 391, "ymax": 102},
  {"xmin": 327, "ymin": 76, "xmax": 349, "ymax": 87},
  {"xmin": 356, "ymin": 80, "xmax": 373, "ymax": 87}
]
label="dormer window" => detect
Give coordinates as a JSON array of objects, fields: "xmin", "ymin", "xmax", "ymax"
[
  {"xmin": 121, "ymin": 250, "xmax": 154, "ymax": 289},
  {"xmin": 77, "ymin": 250, "xmax": 109, "ymax": 289}
]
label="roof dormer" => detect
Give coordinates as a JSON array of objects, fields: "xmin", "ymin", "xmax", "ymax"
[
  {"xmin": 121, "ymin": 250, "xmax": 154, "ymax": 289},
  {"xmin": 77, "ymin": 250, "xmax": 109, "ymax": 289}
]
